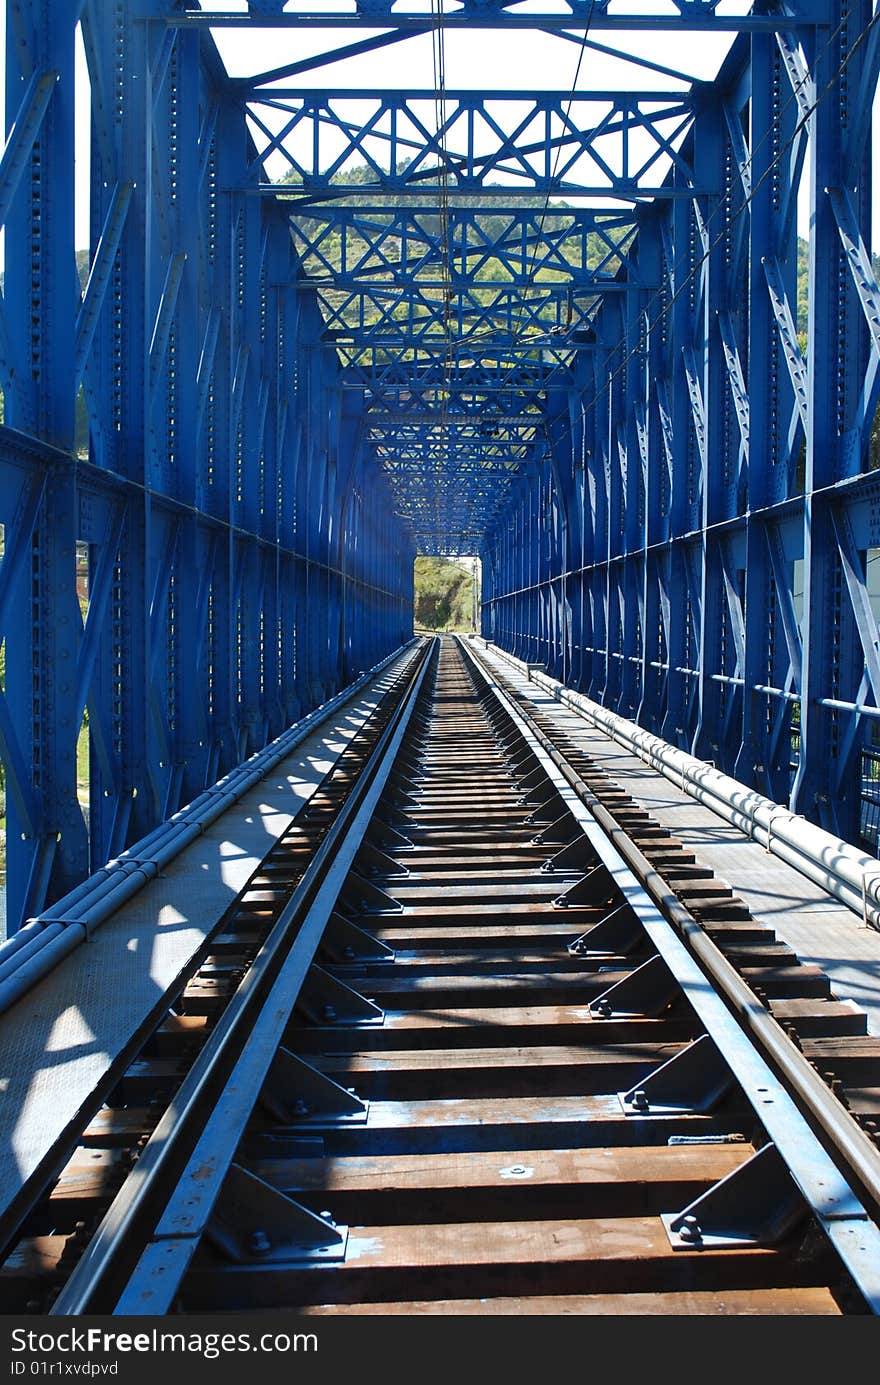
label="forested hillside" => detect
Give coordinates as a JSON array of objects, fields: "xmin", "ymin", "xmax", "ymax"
[{"xmin": 414, "ymin": 557, "xmax": 478, "ymax": 631}]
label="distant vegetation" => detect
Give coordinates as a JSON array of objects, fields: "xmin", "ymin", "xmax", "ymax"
[
  {"xmin": 414, "ymin": 557, "xmax": 477, "ymax": 631},
  {"xmin": 281, "ymin": 162, "xmax": 629, "ymax": 342}
]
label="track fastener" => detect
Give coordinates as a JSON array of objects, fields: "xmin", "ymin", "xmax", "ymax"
[{"xmin": 677, "ymin": 1216, "xmax": 702, "ymax": 1244}]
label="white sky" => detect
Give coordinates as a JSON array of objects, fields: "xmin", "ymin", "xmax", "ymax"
[{"xmin": 0, "ymin": 1, "xmax": 878, "ymax": 252}]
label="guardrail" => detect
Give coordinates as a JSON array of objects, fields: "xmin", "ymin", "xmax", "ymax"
[{"xmin": 479, "ymin": 638, "xmax": 880, "ymax": 934}]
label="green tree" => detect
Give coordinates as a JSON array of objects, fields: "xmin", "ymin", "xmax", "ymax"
[{"xmin": 414, "ymin": 557, "xmax": 477, "ymax": 631}]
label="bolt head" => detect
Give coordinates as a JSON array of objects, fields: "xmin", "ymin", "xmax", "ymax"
[{"xmin": 678, "ymin": 1215, "xmax": 702, "ymax": 1243}]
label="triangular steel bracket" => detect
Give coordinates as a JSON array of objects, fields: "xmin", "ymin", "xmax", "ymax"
[
  {"xmin": 355, "ymin": 840, "xmax": 410, "ymax": 879},
  {"xmin": 569, "ymin": 903, "xmax": 645, "ymax": 957},
  {"xmin": 589, "ymin": 954, "xmax": 678, "ymax": 1018},
  {"xmin": 381, "ymin": 781, "xmax": 417, "ymax": 810},
  {"xmin": 297, "ymin": 964, "xmax": 385, "ymax": 1026},
  {"xmin": 206, "ymin": 1163, "xmax": 348, "ymax": 1264},
  {"xmin": 555, "ymin": 863, "xmax": 620, "ymax": 909},
  {"xmin": 394, "ymin": 750, "xmax": 424, "ymax": 775},
  {"xmin": 515, "ymin": 764, "xmax": 543, "ymax": 797},
  {"xmin": 531, "ymin": 809, "xmax": 579, "ymax": 847},
  {"xmin": 662, "ymin": 1143, "xmax": 806, "ymax": 1250},
  {"xmin": 618, "ymin": 1034, "xmax": 735, "ymax": 1115},
  {"xmin": 543, "ymin": 836, "xmax": 600, "ymax": 874},
  {"xmin": 260, "ymin": 1046, "xmax": 368, "ymax": 1125},
  {"xmin": 340, "ymin": 871, "xmax": 403, "ymax": 915},
  {"xmin": 369, "ymin": 805, "xmax": 412, "ymax": 831},
  {"xmin": 321, "ymin": 910, "xmax": 395, "ymax": 963},
  {"xmin": 387, "ymin": 760, "xmax": 420, "ymax": 785},
  {"xmin": 367, "ymin": 818, "xmax": 414, "ymax": 852},
  {"xmin": 497, "ymin": 725, "xmax": 524, "ymax": 749},
  {"xmin": 387, "ymin": 763, "xmax": 424, "ymax": 790},
  {"xmin": 508, "ymin": 746, "xmax": 540, "ymax": 774},
  {"xmin": 525, "ymin": 793, "xmax": 564, "ymax": 826}
]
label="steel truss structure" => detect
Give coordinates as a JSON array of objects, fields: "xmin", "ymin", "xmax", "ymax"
[
  {"xmin": 2, "ymin": 0, "xmax": 880, "ymax": 928},
  {"xmin": 481, "ymin": 1, "xmax": 880, "ymax": 849},
  {"xmin": 0, "ymin": 0, "xmax": 413, "ymax": 929}
]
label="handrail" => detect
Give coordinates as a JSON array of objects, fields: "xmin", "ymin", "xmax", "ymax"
[{"xmin": 479, "ymin": 638, "xmax": 880, "ymax": 933}]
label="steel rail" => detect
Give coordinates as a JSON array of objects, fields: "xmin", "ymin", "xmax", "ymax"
[
  {"xmin": 50, "ymin": 638, "xmax": 437, "ymax": 1316},
  {"xmin": 481, "ymin": 639, "xmax": 880, "ymax": 933},
  {"xmin": 459, "ymin": 636, "xmax": 880, "ymax": 1313},
  {"xmin": 0, "ymin": 643, "xmax": 424, "ymax": 1262},
  {"xmin": 472, "ymin": 641, "xmax": 880, "ymax": 1214},
  {"xmin": 0, "ymin": 639, "xmax": 420, "ymax": 1015}
]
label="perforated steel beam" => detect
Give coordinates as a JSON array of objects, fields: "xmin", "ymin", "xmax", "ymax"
[{"xmin": 483, "ymin": 1, "xmax": 880, "ymax": 852}]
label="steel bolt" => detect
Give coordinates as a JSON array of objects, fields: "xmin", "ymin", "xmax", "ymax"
[
  {"xmin": 630, "ymin": 1089, "xmax": 649, "ymax": 1112},
  {"xmin": 594, "ymin": 998, "xmax": 612, "ymax": 1017},
  {"xmin": 320, "ymin": 1210, "xmax": 335, "ymax": 1223},
  {"xmin": 248, "ymin": 1229, "xmax": 272, "ymax": 1256},
  {"xmin": 293, "ymin": 1097, "xmax": 309, "ymax": 1117},
  {"xmin": 678, "ymin": 1215, "xmax": 702, "ymax": 1243},
  {"xmin": 323, "ymin": 1003, "xmax": 337, "ymax": 1022},
  {"xmin": 342, "ymin": 946, "xmax": 356, "ymax": 960}
]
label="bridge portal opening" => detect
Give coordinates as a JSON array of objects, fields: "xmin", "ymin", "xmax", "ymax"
[
  {"xmin": 75, "ymin": 541, "xmax": 90, "ymax": 852},
  {"xmin": 413, "ymin": 556, "xmax": 481, "ymax": 635}
]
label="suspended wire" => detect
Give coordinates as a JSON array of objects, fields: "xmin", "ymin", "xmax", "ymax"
[
  {"xmin": 420, "ymin": 2, "xmax": 600, "ymax": 505},
  {"xmin": 510, "ymin": 2, "xmax": 597, "ymax": 351},
  {"xmin": 430, "ymin": 0, "xmax": 459, "ymax": 529}
]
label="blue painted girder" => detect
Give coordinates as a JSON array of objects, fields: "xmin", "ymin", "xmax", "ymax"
[
  {"xmin": 249, "ymin": 90, "xmax": 698, "ymax": 200},
  {"xmin": 290, "ymin": 207, "xmax": 636, "ymax": 290}
]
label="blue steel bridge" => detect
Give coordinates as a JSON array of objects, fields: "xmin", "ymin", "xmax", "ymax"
[{"xmin": 4, "ymin": 1, "xmax": 880, "ymax": 1320}]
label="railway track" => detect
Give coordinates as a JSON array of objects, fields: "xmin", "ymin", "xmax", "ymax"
[{"xmin": 3, "ymin": 635, "xmax": 880, "ymax": 1315}]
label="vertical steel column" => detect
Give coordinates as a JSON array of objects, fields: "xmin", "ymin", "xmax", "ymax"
[
  {"xmin": 793, "ymin": 0, "xmax": 872, "ymax": 838},
  {"xmin": 3, "ymin": 2, "xmax": 82, "ymax": 915}
]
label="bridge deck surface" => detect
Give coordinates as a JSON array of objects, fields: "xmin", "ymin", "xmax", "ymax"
[
  {"xmin": 0, "ymin": 652, "xmax": 411, "ymax": 1227},
  {"xmin": 479, "ymin": 642, "xmax": 880, "ymax": 1037}
]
